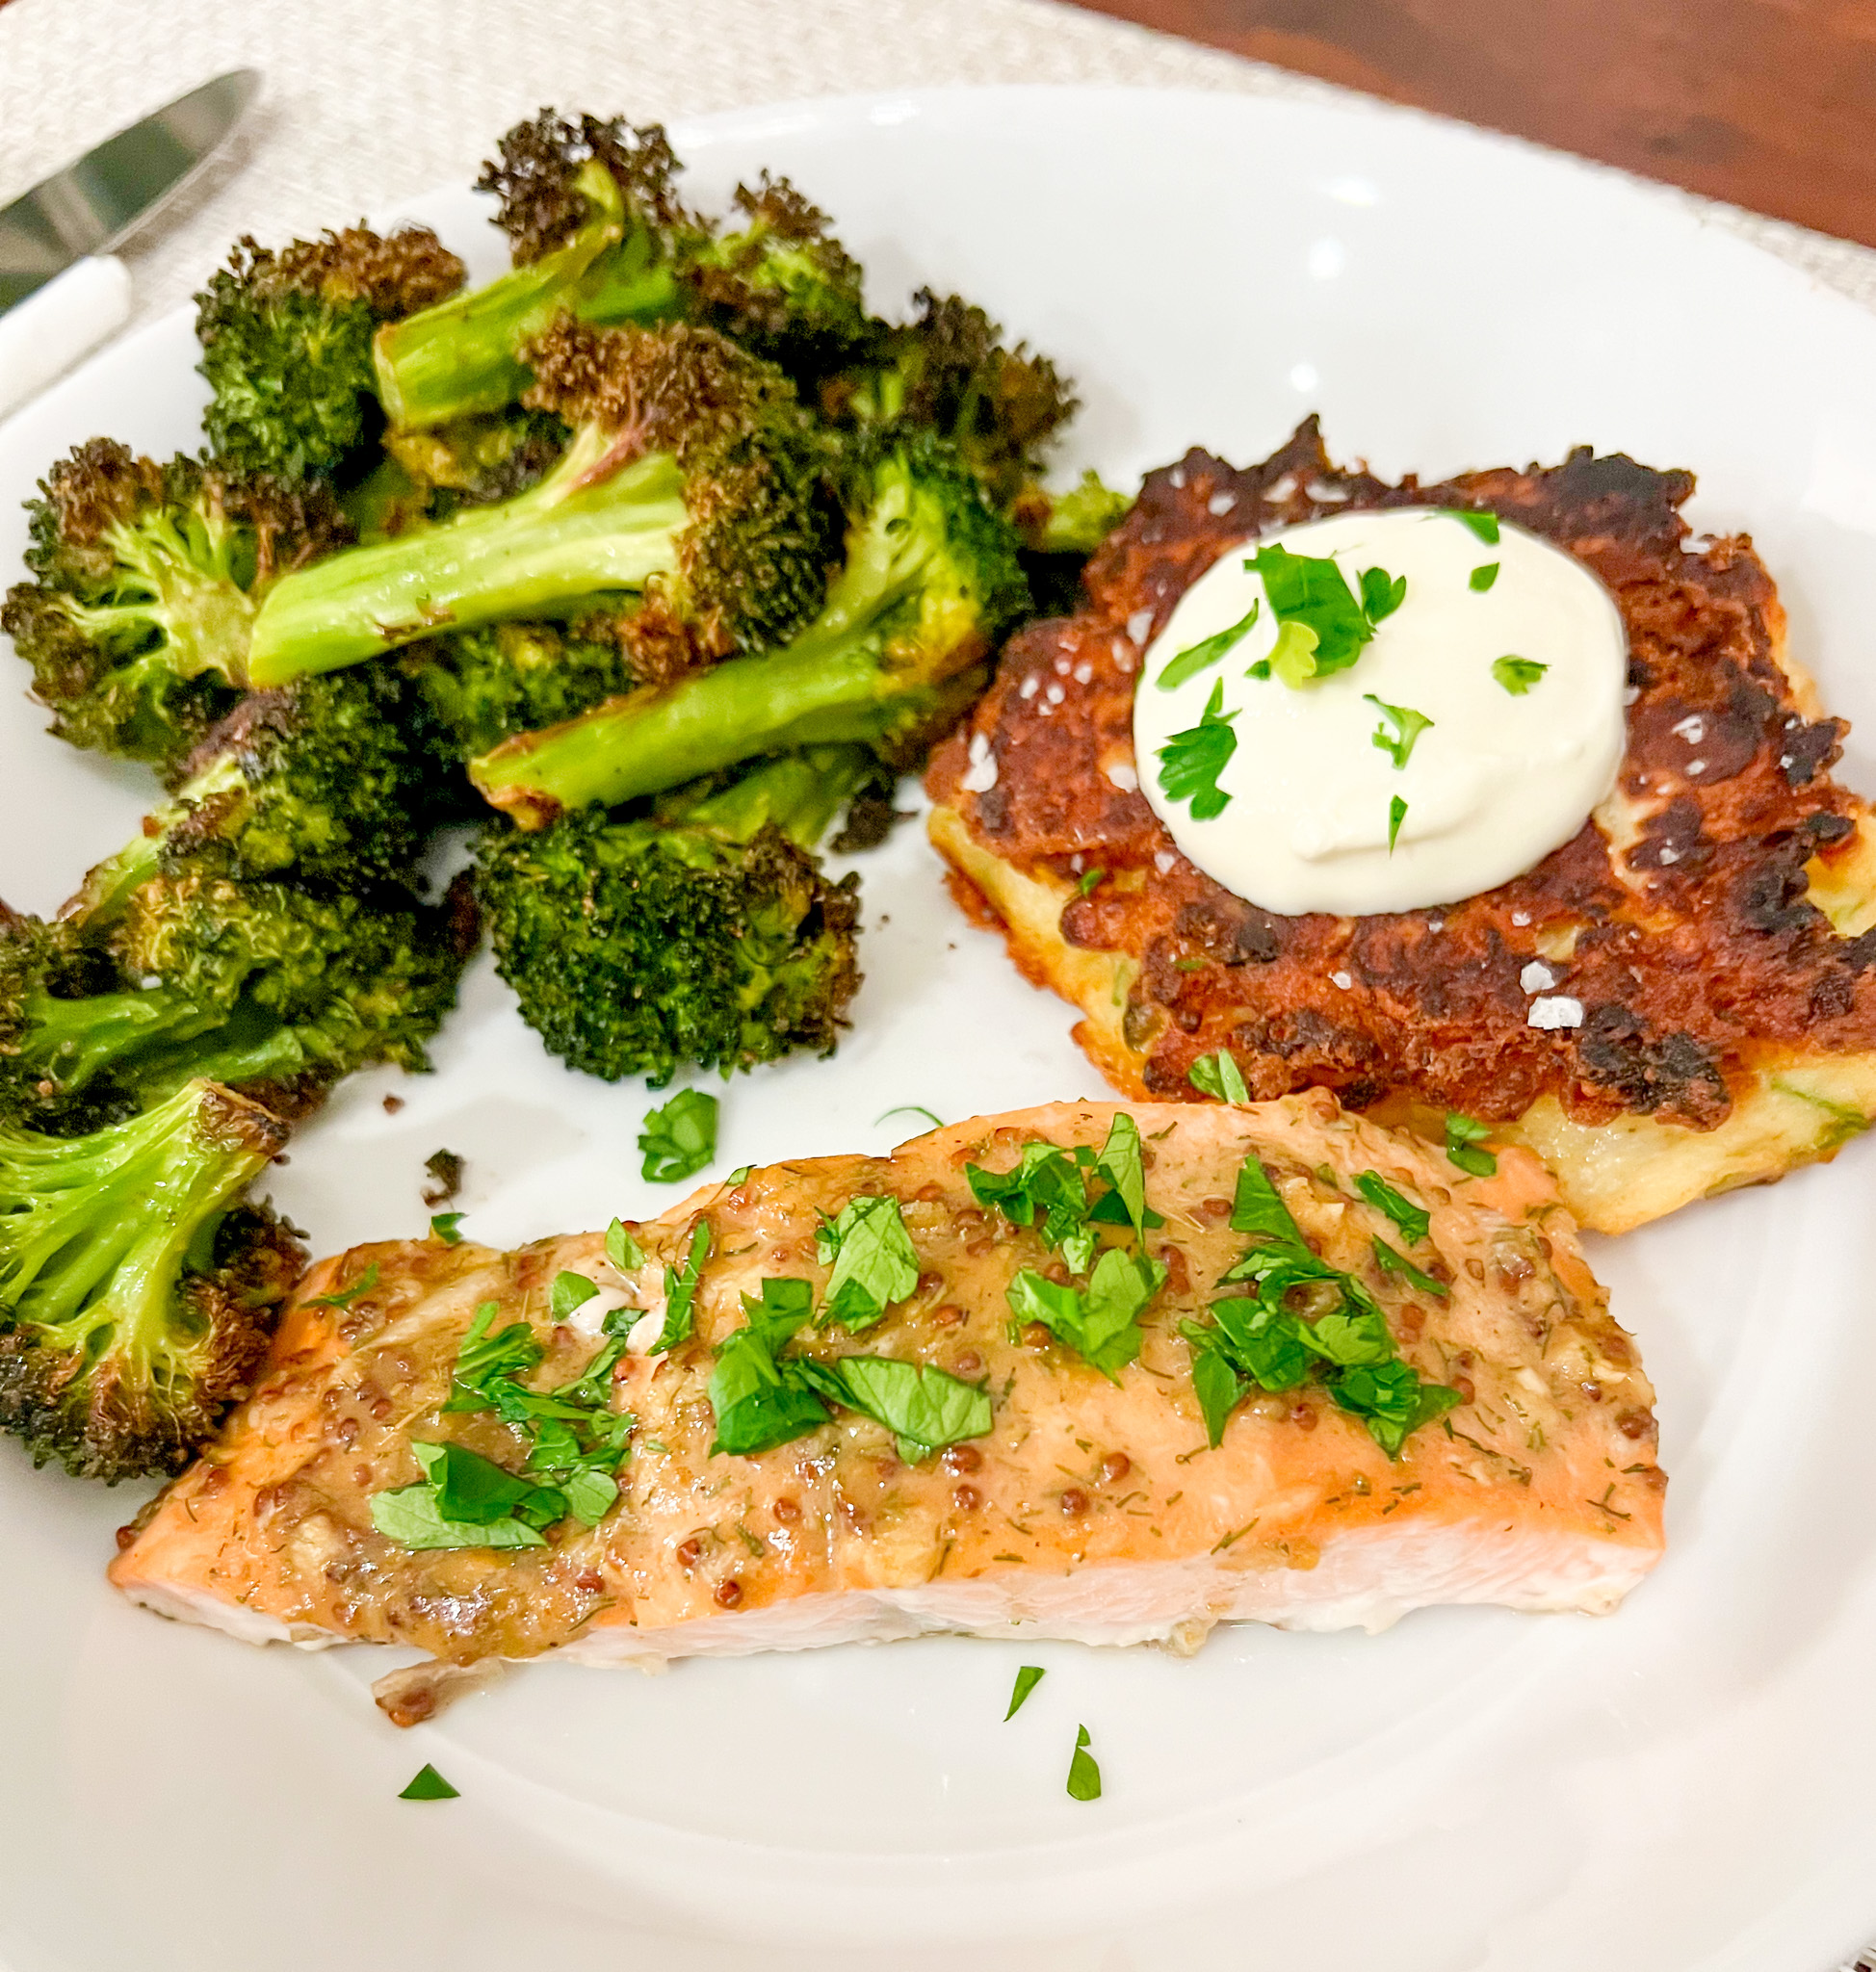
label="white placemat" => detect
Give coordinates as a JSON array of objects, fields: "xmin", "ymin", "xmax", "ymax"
[{"xmin": 2, "ymin": 3, "xmax": 1873, "ymax": 1967}]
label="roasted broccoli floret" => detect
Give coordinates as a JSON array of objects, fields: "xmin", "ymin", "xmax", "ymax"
[
  {"xmin": 402, "ymin": 619, "xmax": 638, "ymax": 761},
  {"xmin": 476, "ymin": 746, "xmax": 872, "ymax": 1085},
  {"xmin": 65, "ymin": 668, "xmax": 440, "ymax": 923},
  {"xmin": 195, "ymin": 225, "xmax": 466, "ymax": 482},
  {"xmin": 375, "ymin": 111, "xmax": 700, "ymax": 430},
  {"xmin": 0, "ymin": 1077, "xmax": 304, "ymax": 1480},
  {"xmin": 470, "ymin": 431, "xmax": 1027, "ymax": 823},
  {"xmin": 1014, "ymin": 467, "xmax": 1136, "ymax": 613},
  {"xmin": 247, "ymin": 318, "xmax": 832, "ymax": 686},
  {"xmin": 824, "ymin": 288, "xmax": 1078, "ymax": 516},
  {"xmin": 1, "ymin": 441, "xmax": 353, "ymax": 770},
  {"xmin": 0, "ymin": 869, "xmax": 470, "ymax": 1127}
]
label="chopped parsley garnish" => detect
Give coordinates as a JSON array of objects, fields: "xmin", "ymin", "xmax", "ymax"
[
  {"xmin": 816, "ymin": 1194, "xmax": 921, "ymax": 1330},
  {"xmin": 1444, "ymin": 1112, "xmax": 1498, "ymax": 1177},
  {"xmin": 400, "ymin": 1764, "xmax": 458, "ymax": 1802},
  {"xmin": 1157, "ymin": 678, "xmax": 1238, "ymax": 820},
  {"xmin": 1007, "ymin": 1246, "xmax": 1166, "ymax": 1381},
  {"xmin": 795, "ymin": 1355, "xmax": 993, "ymax": 1464},
  {"xmin": 371, "ymin": 1441, "xmax": 558, "ymax": 1550},
  {"xmin": 551, "ymin": 1269, "xmax": 599, "ymax": 1320},
  {"xmin": 1181, "ymin": 1153, "xmax": 1462, "ymax": 1457},
  {"xmin": 306, "ymin": 1261, "xmax": 379, "ymax": 1310},
  {"xmin": 1006, "ymin": 1665, "xmax": 1046, "ymax": 1719},
  {"xmin": 1364, "ymin": 694, "xmax": 1433, "ymax": 769},
  {"xmin": 638, "ymin": 1088, "xmax": 718, "ymax": 1182},
  {"xmin": 1372, "ymin": 1238, "xmax": 1449, "ymax": 1297},
  {"xmin": 1388, "ymin": 794, "xmax": 1408, "ymax": 852},
  {"xmin": 1359, "ymin": 566, "xmax": 1408, "ymax": 623},
  {"xmin": 1189, "ymin": 1050, "xmax": 1250, "ymax": 1103},
  {"xmin": 1444, "ymin": 508, "xmax": 1500, "ymax": 545},
  {"xmin": 1156, "ymin": 601, "xmax": 1260, "ymax": 690},
  {"xmin": 651, "ymin": 1218, "xmax": 713, "ymax": 1352},
  {"xmin": 967, "ymin": 1115, "xmax": 1159, "ymax": 1277},
  {"xmin": 1076, "ymin": 866, "xmax": 1107, "ymax": 897},
  {"xmin": 1353, "ymin": 1171, "xmax": 1431, "ymax": 1245},
  {"xmin": 707, "ymin": 1278, "xmax": 828, "ymax": 1457},
  {"xmin": 1264, "ymin": 618, "xmax": 1322, "ymax": 688},
  {"xmin": 606, "ymin": 1217, "xmax": 644, "ymax": 1273},
  {"xmin": 1066, "ymin": 1725, "xmax": 1103, "ymax": 1801},
  {"xmin": 877, "ymin": 1104, "xmax": 945, "ymax": 1131},
  {"xmin": 1493, "ymin": 655, "xmax": 1548, "ymax": 694},
  {"xmin": 1469, "ymin": 561, "xmax": 1499, "ymax": 593},
  {"xmin": 429, "ymin": 1212, "xmax": 465, "ymax": 1245},
  {"xmin": 1246, "ymin": 544, "xmax": 1374, "ymax": 680}
]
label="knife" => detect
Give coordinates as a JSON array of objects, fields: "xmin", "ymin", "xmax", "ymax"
[{"xmin": 0, "ymin": 70, "xmax": 261, "ymax": 416}]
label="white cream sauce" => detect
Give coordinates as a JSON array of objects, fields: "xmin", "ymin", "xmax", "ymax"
[{"xmin": 1131, "ymin": 507, "xmax": 1628, "ymax": 916}]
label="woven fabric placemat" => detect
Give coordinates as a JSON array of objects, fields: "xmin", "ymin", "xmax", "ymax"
[{"xmin": 1, "ymin": 3, "xmax": 1872, "ymax": 1966}]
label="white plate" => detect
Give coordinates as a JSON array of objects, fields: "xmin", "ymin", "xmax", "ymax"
[{"xmin": 3, "ymin": 84, "xmax": 1875, "ymax": 1972}]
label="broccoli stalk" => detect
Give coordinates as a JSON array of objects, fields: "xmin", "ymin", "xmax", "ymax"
[
  {"xmin": 0, "ymin": 441, "xmax": 353, "ymax": 770},
  {"xmin": 246, "ymin": 319, "xmax": 830, "ymax": 687},
  {"xmin": 475, "ymin": 746, "xmax": 875, "ymax": 1085},
  {"xmin": 468, "ymin": 434, "xmax": 1029, "ymax": 825},
  {"xmin": 0, "ymin": 1077, "xmax": 304, "ymax": 1480}
]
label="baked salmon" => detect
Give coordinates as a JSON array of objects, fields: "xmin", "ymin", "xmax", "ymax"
[{"xmin": 110, "ymin": 1093, "xmax": 1664, "ymax": 1690}]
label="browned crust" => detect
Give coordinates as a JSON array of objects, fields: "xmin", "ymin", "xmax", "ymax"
[{"xmin": 929, "ymin": 419, "xmax": 1876, "ymax": 1154}]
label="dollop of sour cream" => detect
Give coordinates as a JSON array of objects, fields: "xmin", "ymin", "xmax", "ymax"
[{"xmin": 1131, "ymin": 507, "xmax": 1628, "ymax": 916}]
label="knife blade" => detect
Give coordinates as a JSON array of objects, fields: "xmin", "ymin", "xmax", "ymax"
[{"xmin": 0, "ymin": 70, "xmax": 261, "ymax": 313}]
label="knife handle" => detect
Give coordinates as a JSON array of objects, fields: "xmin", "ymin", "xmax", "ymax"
[{"xmin": 0, "ymin": 256, "xmax": 134, "ymax": 424}]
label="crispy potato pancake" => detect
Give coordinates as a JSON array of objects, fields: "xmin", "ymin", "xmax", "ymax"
[{"xmin": 927, "ymin": 420, "xmax": 1876, "ymax": 1233}]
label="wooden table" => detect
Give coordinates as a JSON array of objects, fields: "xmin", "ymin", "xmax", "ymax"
[{"xmin": 1068, "ymin": 0, "xmax": 1876, "ymax": 248}]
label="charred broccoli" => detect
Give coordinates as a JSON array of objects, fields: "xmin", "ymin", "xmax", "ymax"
[
  {"xmin": 1014, "ymin": 467, "xmax": 1136, "ymax": 612},
  {"xmin": 375, "ymin": 112, "xmax": 699, "ymax": 429},
  {"xmin": 195, "ymin": 225, "xmax": 466, "ymax": 482},
  {"xmin": 0, "ymin": 1077, "xmax": 303, "ymax": 1480},
  {"xmin": 0, "ymin": 869, "xmax": 470, "ymax": 1127},
  {"xmin": 475, "ymin": 747, "xmax": 873, "ymax": 1084},
  {"xmin": 470, "ymin": 431, "xmax": 1027, "ymax": 823},
  {"xmin": 1, "ymin": 441, "xmax": 353, "ymax": 770},
  {"xmin": 403, "ymin": 619, "xmax": 638, "ymax": 761},
  {"xmin": 247, "ymin": 319, "xmax": 832, "ymax": 686}
]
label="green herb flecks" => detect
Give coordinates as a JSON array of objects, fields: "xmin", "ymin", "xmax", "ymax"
[
  {"xmin": 708, "ymin": 1278, "xmax": 830, "ymax": 1457},
  {"xmin": 307, "ymin": 1261, "xmax": 379, "ymax": 1310},
  {"xmin": 1372, "ymin": 1238, "xmax": 1449, "ymax": 1297},
  {"xmin": 1359, "ymin": 566, "xmax": 1407, "ymax": 623},
  {"xmin": 795, "ymin": 1355, "xmax": 993, "ymax": 1464},
  {"xmin": 1444, "ymin": 1112, "xmax": 1498, "ymax": 1177},
  {"xmin": 430, "ymin": 1213, "xmax": 465, "ymax": 1245},
  {"xmin": 1156, "ymin": 601, "xmax": 1260, "ymax": 690},
  {"xmin": 551, "ymin": 1270, "xmax": 599, "ymax": 1320},
  {"xmin": 1188, "ymin": 1049, "xmax": 1250, "ymax": 1104},
  {"xmin": 638, "ymin": 1088, "xmax": 718, "ymax": 1183},
  {"xmin": 652, "ymin": 1218, "xmax": 714, "ymax": 1352},
  {"xmin": 967, "ymin": 1115, "xmax": 1161, "ymax": 1278},
  {"xmin": 606, "ymin": 1218, "xmax": 644, "ymax": 1273},
  {"xmin": 1388, "ymin": 795, "xmax": 1407, "ymax": 853},
  {"xmin": 1444, "ymin": 508, "xmax": 1500, "ymax": 545},
  {"xmin": 1077, "ymin": 867, "xmax": 1107, "ymax": 897},
  {"xmin": 400, "ymin": 1764, "xmax": 459, "ymax": 1802},
  {"xmin": 877, "ymin": 1104, "xmax": 945, "ymax": 1132},
  {"xmin": 1247, "ymin": 544, "xmax": 1373, "ymax": 681},
  {"xmin": 1493, "ymin": 656, "xmax": 1548, "ymax": 695},
  {"xmin": 371, "ymin": 1440, "xmax": 559, "ymax": 1550},
  {"xmin": 1353, "ymin": 1171, "xmax": 1430, "ymax": 1245},
  {"xmin": 1157, "ymin": 678, "xmax": 1238, "ymax": 820},
  {"xmin": 1006, "ymin": 1665, "xmax": 1046, "ymax": 1719},
  {"xmin": 816, "ymin": 1194, "xmax": 921, "ymax": 1331},
  {"xmin": 1066, "ymin": 1725, "xmax": 1103, "ymax": 1802},
  {"xmin": 1364, "ymin": 694, "xmax": 1433, "ymax": 770},
  {"xmin": 1470, "ymin": 562, "xmax": 1499, "ymax": 593},
  {"xmin": 1007, "ymin": 1245, "xmax": 1166, "ymax": 1381}
]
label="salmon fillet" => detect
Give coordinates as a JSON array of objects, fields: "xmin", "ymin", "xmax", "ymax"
[
  {"xmin": 110, "ymin": 1095, "xmax": 1664, "ymax": 1680},
  {"xmin": 926, "ymin": 421, "xmax": 1876, "ymax": 1233}
]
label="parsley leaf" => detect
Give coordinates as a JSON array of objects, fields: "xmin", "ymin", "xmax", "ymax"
[
  {"xmin": 1188, "ymin": 1339, "xmax": 1246, "ymax": 1447},
  {"xmin": 1247, "ymin": 544, "xmax": 1373, "ymax": 679},
  {"xmin": 1007, "ymin": 1246, "xmax": 1165, "ymax": 1380},
  {"xmin": 1066, "ymin": 1725, "xmax": 1103, "ymax": 1801},
  {"xmin": 1156, "ymin": 678, "xmax": 1238, "ymax": 820},
  {"xmin": 1264, "ymin": 617, "xmax": 1321, "ymax": 688},
  {"xmin": 1470, "ymin": 561, "xmax": 1499, "ymax": 593},
  {"xmin": 1493, "ymin": 655, "xmax": 1548, "ymax": 695},
  {"xmin": 1006, "ymin": 1665, "xmax": 1046, "ymax": 1719},
  {"xmin": 652, "ymin": 1218, "xmax": 713, "ymax": 1353},
  {"xmin": 1372, "ymin": 1238, "xmax": 1449, "ymax": 1297},
  {"xmin": 551, "ymin": 1270, "xmax": 599, "ymax": 1320},
  {"xmin": 638, "ymin": 1089, "xmax": 718, "ymax": 1182},
  {"xmin": 1188, "ymin": 1050, "xmax": 1250, "ymax": 1104},
  {"xmin": 1093, "ymin": 1111, "xmax": 1149, "ymax": 1236},
  {"xmin": 1364, "ymin": 693, "xmax": 1433, "ymax": 769},
  {"xmin": 1353, "ymin": 1171, "xmax": 1430, "ymax": 1245},
  {"xmin": 795, "ymin": 1355, "xmax": 993, "ymax": 1463},
  {"xmin": 877, "ymin": 1104, "xmax": 944, "ymax": 1131},
  {"xmin": 1388, "ymin": 794, "xmax": 1407, "ymax": 853},
  {"xmin": 1444, "ymin": 508, "xmax": 1500, "ymax": 545},
  {"xmin": 1329, "ymin": 1358, "xmax": 1464, "ymax": 1456},
  {"xmin": 817, "ymin": 1194, "xmax": 921, "ymax": 1330},
  {"xmin": 708, "ymin": 1278, "xmax": 830, "ymax": 1457},
  {"xmin": 606, "ymin": 1218, "xmax": 644, "ymax": 1273},
  {"xmin": 1359, "ymin": 565, "xmax": 1407, "ymax": 624},
  {"xmin": 430, "ymin": 1212, "xmax": 465, "ymax": 1245},
  {"xmin": 307, "ymin": 1261, "xmax": 379, "ymax": 1310},
  {"xmin": 1228, "ymin": 1154, "xmax": 1309, "ymax": 1247},
  {"xmin": 370, "ymin": 1441, "xmax": 556, "ymax": 1551},
  {"xmin": 1156, "ymin": 601, "xmax": 1260, "ymax": 690},
  {"xmin": 1077, "ymin": 866, "xmax": 1107, "ymax": 897},
  {"xmin": 969, "ymin": 1119, "xmax": 1160, "ymax": 1273},
  {"xmin": 1444, "ymin": 1111, "xmax": 1498, "ymax": 1177},
  {"xmin": 400, "ymin": 1764, "xmax": 458, "ymax": 1802}
]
